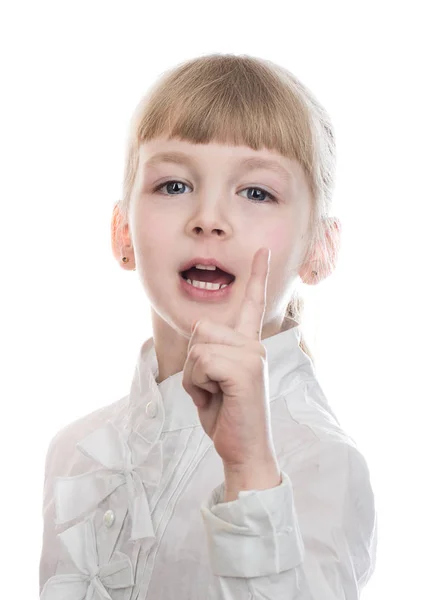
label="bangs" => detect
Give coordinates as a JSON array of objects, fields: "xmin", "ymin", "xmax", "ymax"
[{"xmin": 128, "ymin": 54, "xmax": 315, "ymax": 180}]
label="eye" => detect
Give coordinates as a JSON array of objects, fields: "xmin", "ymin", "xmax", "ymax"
[
  {"xmin": 153, "ymin": 180, "xmax": 277, "ymax": 203},
  {"xmin": 239, "ymin": 187, "xmax": 277, "ymax": 203},
  {"xmin": 154, "ymin": 180, "xmax": 190, "ymax": 195}
]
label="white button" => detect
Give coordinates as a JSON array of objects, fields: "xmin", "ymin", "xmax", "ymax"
[
  {"xmin": 145, "ymin": 401, "xmax": 157, "ymax": 418},
  {"xmin": 285, "ymin": 526, "xmax": 293, "ymax": 533},
  {"xmin": 103, "ymin": 509, "xmax": 115, "ymax": 528}
]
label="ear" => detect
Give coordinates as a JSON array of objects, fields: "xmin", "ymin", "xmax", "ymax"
[
  {"xmin": 111, "ymin": 203, "xmax": 136, "ymax": 270},
  {"xmin": 299, "ymin": 217, "xmax": 342, "ymax": 285}
]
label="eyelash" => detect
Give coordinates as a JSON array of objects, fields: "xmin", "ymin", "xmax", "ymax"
[{"xmin": 153, "ymin": 180, "xmax": 277, "ymax": 203}]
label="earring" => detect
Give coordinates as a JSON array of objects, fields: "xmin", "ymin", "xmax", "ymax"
[
  {"xmin": 122, "ymin": 256, "xmax": 136, "ymax": 271},
  {"xmin": 311, "ymin": 270, "xmax": 318, "ymax": 277}
]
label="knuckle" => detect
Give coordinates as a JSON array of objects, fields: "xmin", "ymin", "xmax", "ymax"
[
  {"xmin": 190, "ymin": 344, "xmax": 201, "ymax": 360},
  {"xmin": 200, "ymin": 348, "xmax": 212, "ymax": 366},
  {"xmin": 191, "ymin": 343, "xmax": 209, "ymax": 365}
]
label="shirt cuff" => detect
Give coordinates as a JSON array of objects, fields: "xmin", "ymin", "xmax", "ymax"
[{"xmin": 200, "ymin": 470, "xmax": 305, "ymax": 578}]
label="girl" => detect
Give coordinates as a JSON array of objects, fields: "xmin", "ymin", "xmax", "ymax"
[{"xmin": 39, "ymin": 53, "xmax": 377, "ymax": 599}]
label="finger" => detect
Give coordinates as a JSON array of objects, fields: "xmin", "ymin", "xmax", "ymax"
[
  {"xmin": 183, "ymin": 341, "xmax": 219, "ymax": 409},
  {"xmin": 190, "ymin": 348, "xmax": 240, "ymax": 399},
  {"xmin": 235, "ymin": 247, "xmax": 270, "ymax": 340},
  {"xmin": 188, "ymin": 319, "xmax": 258, "ymax": 355},
  {"xmin": 183, "ymin": 344, "xmax": 249, "ymax": 405}
]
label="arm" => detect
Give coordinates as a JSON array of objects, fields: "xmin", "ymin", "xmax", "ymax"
[
  {"xmin": 200, "ymin": 441, "xmax": 378, "ymax": 599},
  {"xmin": 222, "ymin": 453, "xmax": 282, "ymax": 503},
  {"xmin": 39, "ymin": 432, "xmax": 62, "ymax": 595}
]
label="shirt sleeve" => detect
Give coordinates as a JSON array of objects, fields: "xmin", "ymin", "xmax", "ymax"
[
  {"xmin": 39, "ymin": 432, "xmax": 60, "ymax": 595},
  {"xmin": 39, "ymin": 426, "xmax": 71, "ymax": 595},
  {"xmin": 200, "ymin": 441, "xmax": 378, "ymax": 599}
]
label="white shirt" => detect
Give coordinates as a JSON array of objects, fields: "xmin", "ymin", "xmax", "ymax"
[{"xmin": 39, "ymin": 318, "xmax": 378, "ymax": 599}]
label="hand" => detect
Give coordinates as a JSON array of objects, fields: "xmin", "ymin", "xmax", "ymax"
[{"xmin": 182, "ymin": 247, "xmax": 274, "ymax": 468}]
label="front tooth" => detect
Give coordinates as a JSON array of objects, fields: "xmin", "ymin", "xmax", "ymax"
[
  {"xmin": 186, "ymin": 279, "xmax": 229, "ymax": 290},
  {"xmin": 194, "ymin": 264, "xmax": 217, "ymax": 270}
]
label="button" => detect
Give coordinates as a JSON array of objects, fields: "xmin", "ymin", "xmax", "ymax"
[
  {"xmin": 145, "ymin": 401, "xmax": 157, "ymax": 418},
  {"xmin": 285, "ymin": 526, "xmax": 293, "ymax": 533},
  {"xmin": 103, "ymin": 509, "xmax": 115, "ymax": 528}
]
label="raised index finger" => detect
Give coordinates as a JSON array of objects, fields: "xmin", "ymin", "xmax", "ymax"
[{"xmin": 235, "ymin": 247, "xmax": 270, "ymax": 340}]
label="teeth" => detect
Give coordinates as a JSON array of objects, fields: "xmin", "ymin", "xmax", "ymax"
[
  {"xmin": 194, "ymin": 264, "xmax": 217, "ymax": 270},
  {"xmin": 186, "ymin": 279, "xmax": 229, "ymax": 290}
]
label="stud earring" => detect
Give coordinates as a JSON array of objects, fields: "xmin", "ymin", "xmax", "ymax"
[{"xmin": 122, "ymin": 256, "xmax": 136, "ymax": 271}]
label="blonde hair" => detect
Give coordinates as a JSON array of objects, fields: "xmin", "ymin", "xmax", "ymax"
[{"xmin": 116, "ymin": 53, "xmax": 340, "ymax": 366}]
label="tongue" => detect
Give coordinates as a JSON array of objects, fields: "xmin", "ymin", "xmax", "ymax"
[{"xmin": 183, "ymin": 267, "xmax": 234, "ymax": 285}]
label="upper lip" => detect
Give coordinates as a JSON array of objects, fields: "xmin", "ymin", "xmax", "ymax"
[{"xmin": 179, "ymin": 257, "xmax": 236, "ymax": 278}]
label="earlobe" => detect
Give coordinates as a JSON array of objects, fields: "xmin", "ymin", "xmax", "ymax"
[
  {"xmin": 111, "ymin": 203, "xmax": 135, "ymax": 270},
  {"xmin": 298, "ymin": 239, "xmax": 321, "ymax": 285},
  {"xmin": 300, "ymin": 262, "xmax": 321, "ymax": 285}
]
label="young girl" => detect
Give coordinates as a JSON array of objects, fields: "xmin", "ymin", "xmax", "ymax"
[{"xmin": 39, "ymin": 54, "xmax": 377, "ymax": 599}]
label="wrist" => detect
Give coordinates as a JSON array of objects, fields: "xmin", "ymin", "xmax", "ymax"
[
  {"xmin": 223, "ymin": 455, "xmax": 281, "ymax": 502},
  {"xmin": 223, "ymin": 444, "xmax": 279, "ymax": 478}
]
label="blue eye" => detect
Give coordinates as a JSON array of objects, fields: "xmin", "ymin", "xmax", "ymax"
[
  {"xmin": 239, "ymin": 187, "xmax": 276, "ymax": 203},
  {"xmin": 153, "ymin": 180, "xmax": 277, "ymax": 203}
]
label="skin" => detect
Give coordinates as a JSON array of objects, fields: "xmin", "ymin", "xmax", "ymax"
[{"xmin": 111, "ymin": 136, "xmax": 341, "ymax": 384}]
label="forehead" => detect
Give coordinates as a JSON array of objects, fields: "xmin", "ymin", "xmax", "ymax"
[{"xmin": 138, "ymin": 137, "xmax": 297, "ymax": 181}]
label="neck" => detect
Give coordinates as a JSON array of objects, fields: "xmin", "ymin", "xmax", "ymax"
[{"xmin": 151, "ymin": 308, "xmax": 292, "ymax": 384}]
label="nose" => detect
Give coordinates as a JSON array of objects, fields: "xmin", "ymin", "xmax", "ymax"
[
  {"xmin": 193, "ymin": 225, "xmax": 225, "ymax": 237},
  {"xmin": 185, "ymin": 189, "xmax": 234, "ymax": 239},
  {"xmin": 187, "ymin": 211, "xmax": 231, "ymax": 239}
]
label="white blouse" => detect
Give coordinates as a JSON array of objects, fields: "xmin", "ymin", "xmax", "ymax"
[{"xmin": 39, "ymin": 318, "xmax": 378, "ymax": 599}]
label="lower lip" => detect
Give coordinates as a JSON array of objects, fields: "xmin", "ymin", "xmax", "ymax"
[{"xmin": 178, "ymin": 273, "xmax": 235, "ymax": 301}]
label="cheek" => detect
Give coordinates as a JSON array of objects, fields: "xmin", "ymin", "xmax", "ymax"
[
  {"xmin": 133, "ymin": 206, "xmax": 175, "ymax": 253},
  {"xmin": 131, "ymin": 218, "xmax": 176, "ymax": 289},
  {"xmin": 265, "ymin": 224, "xmax": 293, "ymax": 256},
  {"xmin": 264, "ymin": 223, "xmax": 302, "ymax": 280}
]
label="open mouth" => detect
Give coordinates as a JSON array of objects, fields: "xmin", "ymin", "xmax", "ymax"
[{"xmin": 180, "ymin": 266, "xmax": 236, "ymax": 290}]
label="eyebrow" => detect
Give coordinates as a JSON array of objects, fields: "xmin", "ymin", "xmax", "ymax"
[{"xmin": 143, "ymin": 151, "xmax": 292, "ymax": 181}]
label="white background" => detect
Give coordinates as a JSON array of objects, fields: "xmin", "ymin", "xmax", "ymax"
[{"xmin": 1, "ymin": 1, "xmax": 424, "ymax": 597}]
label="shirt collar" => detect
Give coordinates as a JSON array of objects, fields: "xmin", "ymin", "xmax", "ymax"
[{"xmin": 126, "ymin": 317, "xmax": 315, "ymax": 436}]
